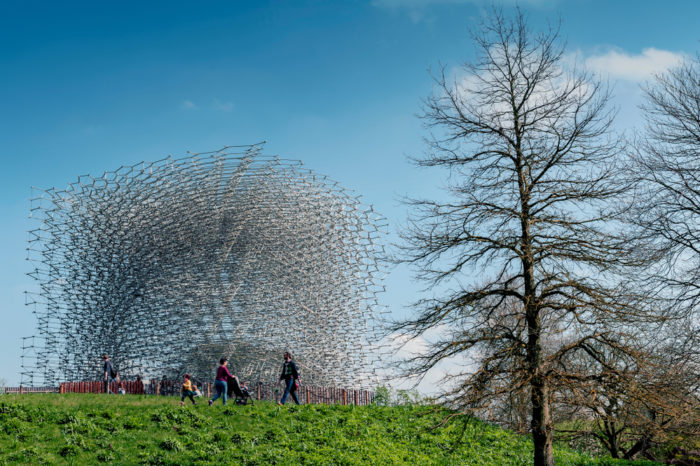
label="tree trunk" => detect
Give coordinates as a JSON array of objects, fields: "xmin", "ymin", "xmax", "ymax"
[
  {"xmin": 602, "ymin": 419, "xmax": 621, "ymax": 459},
  {"xmin": 520, "ymin": 152, "xmax": 554, "ymax": 465},
  {"xmin": 524, "ymin": 258, "xmax": 554, "ymax": 465},
  {"xmin": 529, "ymin": 335, "xmax": 554, "ymax": 466},
  {"xmin": 623, "ymin": 433, "xmax": 651, "ymax": 460}
]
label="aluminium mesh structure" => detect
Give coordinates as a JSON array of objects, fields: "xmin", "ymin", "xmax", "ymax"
[{"xmin": 23, "ymin": 144, "xmax": 386, "ymax": 388}]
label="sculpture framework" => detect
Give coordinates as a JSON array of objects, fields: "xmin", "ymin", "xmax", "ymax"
[{"xmin": 23, "ymin": 144, "xmax": 386, "ymax": 388}]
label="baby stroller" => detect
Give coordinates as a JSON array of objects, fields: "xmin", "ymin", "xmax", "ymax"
[{"xmin": 227, "ymin": 376, "xmax": 254, "ymax": 405}]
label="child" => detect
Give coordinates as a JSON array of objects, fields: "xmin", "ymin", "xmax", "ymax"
[
  {"xmin": 240, "ymin": 381, "xmax": 251, "ymax": 398},
  {"xmin": 180, "ymin": 374, "xmax": 196, "ymax": 406}
]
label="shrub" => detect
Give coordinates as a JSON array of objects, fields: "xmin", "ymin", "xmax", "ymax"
[
  {"xmin": 373, "ymin": 386, "xmax": 391, "ymax": 406},
  {"xmin": 159, "ymin": 437, "xmax": 182, "ymax": 452},
  {"xmin": 58, "ymin": 444, "xmax": 79, "ymax": 457},
  {"xmin": 212, "ymin": 430, "xmax": 228, "ymax": 443}
]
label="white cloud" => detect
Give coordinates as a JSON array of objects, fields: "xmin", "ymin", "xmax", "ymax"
[
  {"xmin": 214, "ymin": 99, "xmax": 234, "ymax": 112},
  {"xmin": 372, "ymin": 0, "xmax": 557, "ymax": 23},
  {"xmin": 181, "ymin": 100, "xmax": 196, "ymax": 110},
  {"xmin": 381, "ymin": 326, "xmax": 474, "ymax": 395},
  {"xmin": 448, "ymin": 46, "xmax": 684, "ymax": 133},
  {"xmin": 372, "ymin": 0, "xmax": 555, "ymax": 8},
  {"xmin": 583, "ymin": 48, "xmax": 684, "ymax": 82}
]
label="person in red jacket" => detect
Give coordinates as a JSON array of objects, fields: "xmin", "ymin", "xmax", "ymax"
[{"xmin": 209, "ymin": 358, "xmax": 235, "ymax": 406}]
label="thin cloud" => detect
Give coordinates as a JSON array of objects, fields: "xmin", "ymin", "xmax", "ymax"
[
  {"xmin": 583, "ymin": 48, "xmax": 685, "ymax": 82},
  {"xmin": 373, "ymin": 0, "xmax": 554, "ymax": 6},
  {"xmin": 214, "ymin": 99, "xmax": 234, "ymax": 112},
  {"xmin": 382, "ymin": 326, "xmax": 471, "ymax": 395},
  {"xmin": 372, "ymin": 0, "xmax": 558, "ymax": 24},
  {"xmin": 181, "ymin": 100, "xmax": 197, "ymax": 110}
]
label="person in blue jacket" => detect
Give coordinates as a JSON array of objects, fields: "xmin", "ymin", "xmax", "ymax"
[{"xmin": 277, "ymin": 351, "xmax": 300, "ymax": 405}]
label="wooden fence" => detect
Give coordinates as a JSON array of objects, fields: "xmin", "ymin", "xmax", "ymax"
[{"xmin": 6, "ymin": 381, "xmax": 375, "ymax": 406}]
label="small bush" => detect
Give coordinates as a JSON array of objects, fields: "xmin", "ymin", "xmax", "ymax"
[
  {"xmin": 231, "ymin": 432, "xmax": 245, "ymax": 444},
  {"xmin": 1, "ymin": 418, "xmax": 25, "ymax": 435},
  {"xmin": 122, "ymin": 418, "xmax": 142, "ymax": 430},
  {"xmin": 373, "ymin": 386, "xmax": 391, "ymax": 406},
  {"xmin": 58, "ymin": 444, "xmax": 79, "ymax": 457},
  {"xmin": 96, "ymin": 451, "xmax": 116, "ymax": 461},
  {"xmin": 66, "ymin": 434, "xmax": 89, "ymax": 449},
  {"xmin": 7, "ymin": 446, "xmax": 39, "ymax": 462},
  {"xmin": 58, "ymin": 413, "xmax": 79, "ymax": 425},
  {"xmin": 159, "ymin": 437, "xmax": 182, "ymax": 452},
  {"xmin": 212, "ymin": 430, "xmax": 228, "ymax": 443}
]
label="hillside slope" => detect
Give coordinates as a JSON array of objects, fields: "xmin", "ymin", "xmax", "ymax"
[{"xmin": 0, "ymin": 394, "xmax": 658, "ymax": 465}]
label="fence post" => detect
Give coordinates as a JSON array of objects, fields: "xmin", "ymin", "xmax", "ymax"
[
  {"xmin": 156, "ymin": 382, "xmax": 160, "ymax": 397},
  {"xmin": 343, "ymin": 389, "xmax": 347, "ymax": 405},
  {"xmin": 19, "ymin": 384, "xmax": 23, "ymax": 395},
  {"xmin": 207, "ymin": 383, "xmax": 210, "ymax": 399},
  {"xmin": 306, "ymin": 387, "xmax": 310, "ymax": 404},
  {"xmin": 257, "ymin": 383, "xmax": 261, "ymax": 401},
  {"xmin": 354, "ymin": 390, "xmax": 358, "ymax": 406}
]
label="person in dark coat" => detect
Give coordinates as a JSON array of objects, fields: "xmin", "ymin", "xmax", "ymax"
[
  {"xmin": 278, "ymin": 351, "xmax": 300, "ymax": 405},
  {"xmin": 102, "ymin": 354, "xmax": 118, "ymax": 394}
]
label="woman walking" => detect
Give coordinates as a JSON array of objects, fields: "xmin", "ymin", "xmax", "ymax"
[
  {"xmin": 209, "ymin": 358, "xmax": 235, "ymax": 406},
  {"xmin": 278, "ymin": 351, "xmax": 301, "ymax": 405}
]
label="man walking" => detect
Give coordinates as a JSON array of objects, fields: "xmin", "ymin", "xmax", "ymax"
[
  {"xmin": 278, "ymin": 351, "xmax": 301, "ymax": 405},
  {"xmin": 103, "ymin": 354, "xmax": 118, "ymax": 394}
]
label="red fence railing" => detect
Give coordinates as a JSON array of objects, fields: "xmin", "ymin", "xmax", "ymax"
[
  {"xmin": 6, "ymin": 381, "xmax": 375, "ymax": 406},
  {"xmin": 59, "ymin": 380, "xmax": 145, "ymax": 395}
]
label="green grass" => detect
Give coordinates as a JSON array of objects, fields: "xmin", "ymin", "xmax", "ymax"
[{"xmin": 0, "ymin": 394, "xmax": 659, "ymax": 465}]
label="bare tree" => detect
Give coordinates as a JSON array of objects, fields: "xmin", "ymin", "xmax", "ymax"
[
  {"xmin": 395, "ymin": 10, "xmax": 663, "ymax": 465},
  {"xmin": 619, "ymin": 53, "xmax": 700, "ymax": 463},
  {"xmin": 632, "ymin": 55, "xmax": 700, "ymax": 306},
  {"xmin": 556, "ymin": 328, "xmax": 700, "ymax": 462}
]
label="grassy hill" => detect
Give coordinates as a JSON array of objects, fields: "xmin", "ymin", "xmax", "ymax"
[{"xmin": 0, "ymin": 394, "xmax": 659, "ymax": 465}]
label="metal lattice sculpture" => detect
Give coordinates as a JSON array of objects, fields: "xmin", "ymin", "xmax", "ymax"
[{"xmin": 23, "ymin": 144, "xmax": 386, "ymax": 388}]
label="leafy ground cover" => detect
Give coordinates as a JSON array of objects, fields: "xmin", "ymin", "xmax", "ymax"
[{"xmin": 0, "ymin": 394, "xmax": 659, "ymax": 465}]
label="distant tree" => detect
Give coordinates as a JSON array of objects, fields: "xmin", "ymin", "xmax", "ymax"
[
  {"xmin": 632, "ymin": 55, "xmax": 700, "ymax": 307},
  {"xmin": 555, "ymin": 328, "xmax": 700, "ymax": 462},
  {"xmin": 618, "ymin": 54, "xmax": 700, "ymax": 463},
  {"xmin": 395, "ymin": 10, "xmax": 665, "ymax": 465}
]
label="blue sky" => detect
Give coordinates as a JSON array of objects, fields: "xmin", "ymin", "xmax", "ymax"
[{"xmin": 1, "ymin": 0, "xmax": 698, "ymax": 386}]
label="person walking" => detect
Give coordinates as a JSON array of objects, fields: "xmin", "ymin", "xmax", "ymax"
[
  {"xmin": 278, "ymin": 351, "xmax": 300, "ymax": 405},
  {"xmin": 102, "ymin": 354, "xmax": 118, "ymax": 394},
  {"xmin": 209, "ymin": 358, "xmax": 234, "ymax": 406}
]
